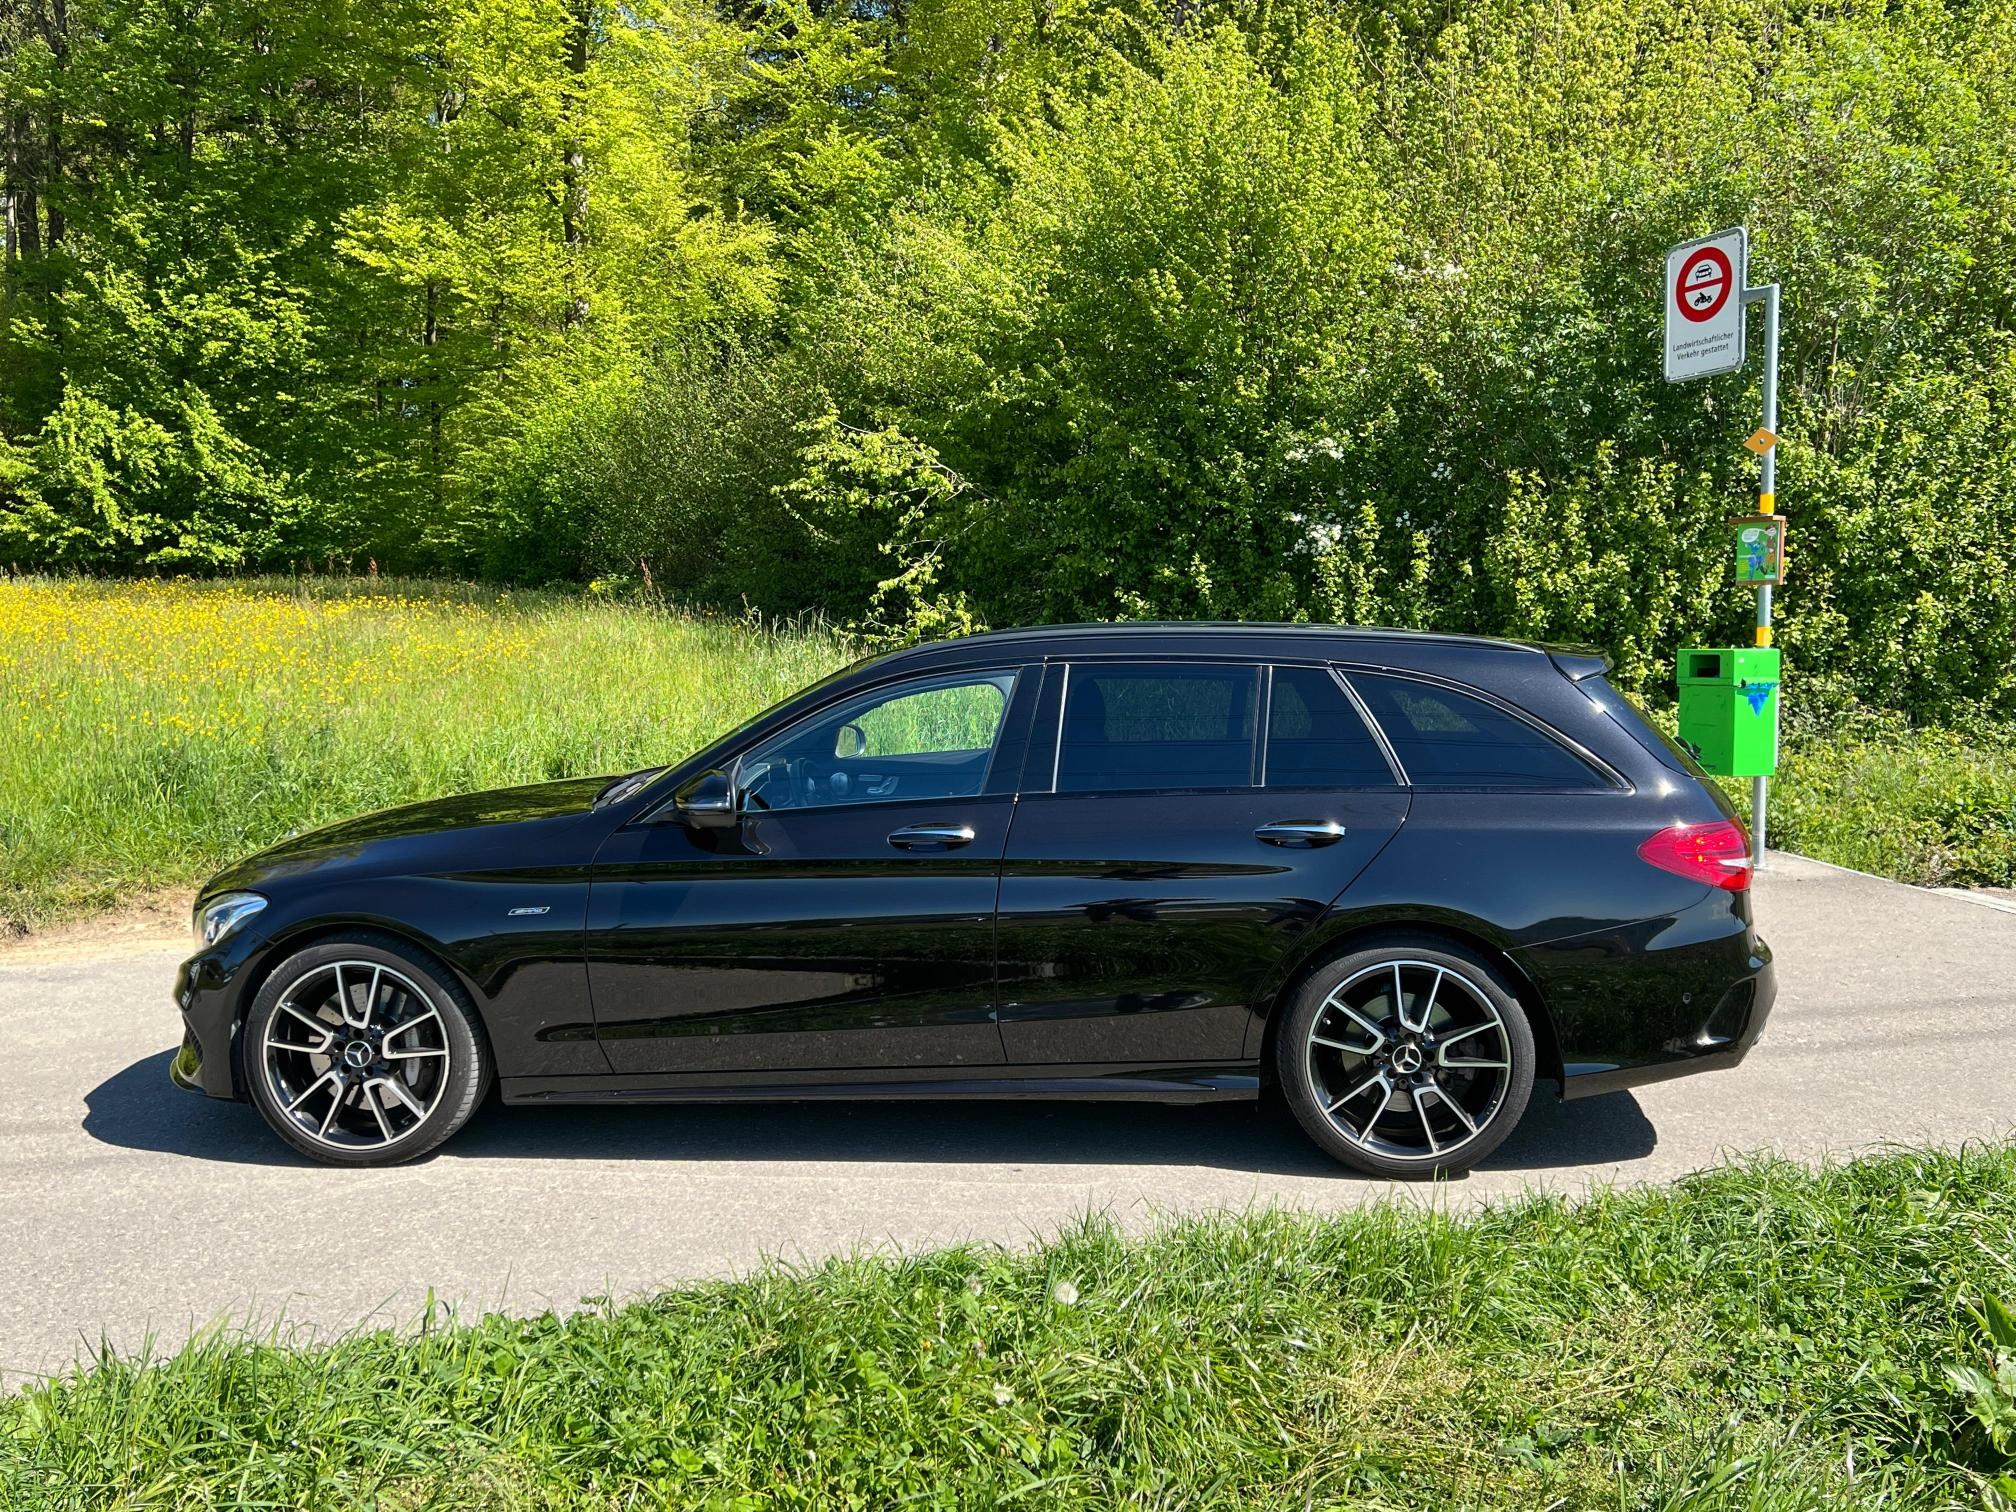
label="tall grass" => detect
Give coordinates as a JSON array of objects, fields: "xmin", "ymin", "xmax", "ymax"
[
  {"xmin": 0, "ymin": 577, "xmax": 850, "ymax": 926},
  {"xmin": 6, "ymin": 576, "xmax": 2013, "ymax": 927},
  {"xmin": 5, "ymin": 1148, "xmax": 2015, "ymax": 1508},
  {"xmin": 1745, "ymin": 727, "xmax": 2016, "ymax": 889}
]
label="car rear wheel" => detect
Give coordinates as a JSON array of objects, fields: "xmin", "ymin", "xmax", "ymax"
[
  {"xmin": 243, "ymin": 935, "xmax": 488, "ymax": 1167},
  {"xmin": 1277, "ymin": 936, "xmax": 1535, "ymax": 1178}
]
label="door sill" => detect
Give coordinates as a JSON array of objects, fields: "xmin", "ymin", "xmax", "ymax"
[{"xmin": 500, "ymin": 1065, "xmax": 1261, "ymax": 1106}]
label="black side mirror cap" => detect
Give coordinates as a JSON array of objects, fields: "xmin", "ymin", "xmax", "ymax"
[{"xmin": 671, "ymin": 768, "xmax": 738, "ymax": 829}]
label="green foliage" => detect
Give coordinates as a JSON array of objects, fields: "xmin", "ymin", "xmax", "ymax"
[
  {"xmin": 6, "ymin": 1146, "xmax": 2016, "ymax": 1506},
  {"xmin": 8, "ymin": 0, "xmax": 2016, "ymax": 722},
  {"xmin": 1947, "ymin": 1294, "xmax": 2016, "ymax": 1471},
  {"xmin": 776, "ymin": 411, "xmax": 984, "ymax": 645},
  {"xmin": 0, "ymin": 388, "xmax": 300, "ymax": 568},
  {"xmin": 1713, "ymin": 718, "xmax": 2016, "ymax": 887}
]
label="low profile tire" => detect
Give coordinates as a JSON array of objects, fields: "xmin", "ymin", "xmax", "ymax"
[
  {"xmin": 1277, "ymin": 936, "xmax": 1535, "ymax": 1179},
  {"xmin": 243, "ymin": 934, "xmax": 489, "ymax": 1167}
]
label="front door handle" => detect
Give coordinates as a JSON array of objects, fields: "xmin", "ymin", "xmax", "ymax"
[
  {"xmin": 888, "ymin": 822, "xmax": 977, "ymax": 852},
  {"xmin": 1255, "ymin": 819, "xmax": 1347, "ymax": 848}
]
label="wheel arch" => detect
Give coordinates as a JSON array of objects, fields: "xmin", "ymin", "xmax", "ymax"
[
  {"xmin": 1253, "ymin": 917, "xmax": 1563, "ymax": 1091},
  {"xmin": 228, "ymin": 917, "xmax": 495, "ymax": 1098}
]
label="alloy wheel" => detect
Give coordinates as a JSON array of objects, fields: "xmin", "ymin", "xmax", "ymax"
[
  {"xmin": 260, "ymin": 960, "xmax": 451, "ymax": 1153},
  {"xmin": 1302, "ymin": 958, "xmax": 1514, "ymax": 1164}
]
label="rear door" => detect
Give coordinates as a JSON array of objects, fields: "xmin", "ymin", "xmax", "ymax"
[{"xmin": 993, "ymin": 661, "xmax": 1410, "ymax": 1065}]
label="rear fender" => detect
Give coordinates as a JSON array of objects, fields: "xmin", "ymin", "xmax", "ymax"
[{"xmin": 1245, "ymin": 905, "xmax": 1564, "ymax": 1088}]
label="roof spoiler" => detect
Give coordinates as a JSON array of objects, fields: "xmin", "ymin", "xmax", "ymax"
[{"xmin": 1547, "ymin": 648, "xmax": 1613, "ymax": 682}]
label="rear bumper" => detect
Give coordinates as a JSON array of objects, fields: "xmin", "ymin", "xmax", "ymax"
[
  {"xmin": 1515, "ymin": 903, "xmax": 1776, "ymax": 1101},
  {"xmin": 1556, "ymin": 955, "xmax": 1773, "ymax": 1100}
]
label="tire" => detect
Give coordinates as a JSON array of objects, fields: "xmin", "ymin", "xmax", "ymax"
[
  {"xmin": 242, "ymin": 933, "xmax": 489, "ymax": 1167},
  {"xmin": 1276, "ymin": 935, "xmax": 1535, "ymax": 1179}
]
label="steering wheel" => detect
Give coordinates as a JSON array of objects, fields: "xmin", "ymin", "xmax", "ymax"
[
  {"xmin": 741, "ymin": 756, "xmax": 853, "ymax": 810},
  {"xmin": 795, "ymin": 758, "xmax": 831, "ymax": 806}
]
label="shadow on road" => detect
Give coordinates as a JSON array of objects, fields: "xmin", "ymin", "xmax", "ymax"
[
  {"xmin": 85, "ymin": 1052, "xmax": 304, "ymax": 1167},
  {"xmin": 87, "ymin": 1049, "xmax": 1657, "ymax": 1176}
]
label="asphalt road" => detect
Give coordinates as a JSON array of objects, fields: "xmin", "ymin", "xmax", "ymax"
[{"xmin": 3, "ymin": 851, "xmax": 2012, "ymax": 1388}]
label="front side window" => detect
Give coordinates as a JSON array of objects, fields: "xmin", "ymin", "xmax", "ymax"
[
  {"xmin": 1349, "ymin": 672, "xmax": 1604, "ymax": 789},
  {"xmin": 1055, "ymin": 663, "xmax": 1259, "ymax": 793},
  {"xmin": 1266, "ymin": 666, "xmax": 1396, "ymax": 787},
  {"xmin": 739, "ymin": 670, "xmax": 1018, "ymax": 810}
]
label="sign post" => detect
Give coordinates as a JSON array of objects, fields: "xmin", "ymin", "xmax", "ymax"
[{"xmin": 1664, "ymin": 226, "xmax": 1781, "ymax": 868}]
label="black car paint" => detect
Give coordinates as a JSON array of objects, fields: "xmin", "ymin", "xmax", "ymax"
[{"xmin": 172, "ymin": 625, "xmax": 1774, "ymax": 1111}]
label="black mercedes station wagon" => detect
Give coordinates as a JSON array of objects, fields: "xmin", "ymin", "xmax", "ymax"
[{"xmin": 173, "ymin": 624, "xmax": 1774, "ymax": 1176}]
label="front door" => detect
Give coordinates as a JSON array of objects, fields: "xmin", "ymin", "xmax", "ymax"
[
  {"xmin": 586, "ymin": 666, "xmax": 1035, "ymax": 1076},
  {"xmin": 995, "ymin": 661, "xmax": 1410, "ymax": 1065}
]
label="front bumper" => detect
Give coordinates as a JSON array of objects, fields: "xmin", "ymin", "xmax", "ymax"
[{"xmin": 171, "ymin": 940, "xmax": 260, "ymax": 1100}]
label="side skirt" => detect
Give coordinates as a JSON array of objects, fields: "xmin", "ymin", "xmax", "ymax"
[{"xmin": 500, "ymin": 1065, "xmax": 1262, "ymax": 1107}]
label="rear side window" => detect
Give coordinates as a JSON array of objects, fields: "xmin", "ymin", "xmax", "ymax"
[
  {"xmin": 1266, "ymin": 666, "xmax": 1396, "ymax": 787},
  {"xmin": 1350, "ymin": 672, "xmax": 1604, "ymax": 789},
  {"xmin": 1594, "ymin": 679, "xmax": 1710, "ymax": 778},
  {"xmin": 1056, "ymin": 664, "xmax": 1258, "ymax": 793}
]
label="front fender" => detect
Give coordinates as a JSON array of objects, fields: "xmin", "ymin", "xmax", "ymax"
[{"xmin": 173, "ymin": 872, "xmax": 604, "ymax": 1099}]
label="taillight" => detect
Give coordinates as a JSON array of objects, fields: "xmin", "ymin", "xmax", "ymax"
[{"xmin": 1637, "ymin": 820, "xmax": 1752, "ymax": 891}]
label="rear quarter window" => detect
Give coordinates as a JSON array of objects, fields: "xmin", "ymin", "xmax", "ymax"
[
  {"xmin": 1348, "ymin": 672, "xmax": 1608, "ymax": 790},
  {"xmin": 1266, "ymin": 665, "xmax": 1396, "ymax": 786},
  {"xmin": 1591, "ymin": 679, "xmax": 1714, "ymax": 779}
]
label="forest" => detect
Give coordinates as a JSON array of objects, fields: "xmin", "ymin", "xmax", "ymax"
[{"xmin": 5, "ymin": 0, "xmax": 2016, "ymax": 718}]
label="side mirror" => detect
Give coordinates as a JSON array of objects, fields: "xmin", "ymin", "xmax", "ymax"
[
  {"xmin": 834, "ymin": 722, "xmax": 866, "ymax": 759},
  {"xmin": 671, "ymin": 768, "xmax": 738, "ymax": 829}
]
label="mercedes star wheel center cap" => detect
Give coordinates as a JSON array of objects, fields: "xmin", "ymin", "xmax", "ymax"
[{"xmin": 1391, "ymin": 1042, "xmax": 1423, "ymax": 1074}]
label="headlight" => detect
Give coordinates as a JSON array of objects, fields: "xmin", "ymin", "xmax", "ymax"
[{"xmin": 192, "ymin": 892, "xmax": 267, "ymax": 950}]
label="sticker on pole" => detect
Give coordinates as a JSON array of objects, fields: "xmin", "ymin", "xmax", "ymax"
[
  {"xmin": 1664, "ymin": 227, "xmax": 1747, "ymax": 382},
  {"xmin": 1730, "ymin": 514, "xmax": 1787, "ymax": 586}
]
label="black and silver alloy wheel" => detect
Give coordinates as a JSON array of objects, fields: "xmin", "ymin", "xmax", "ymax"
[
  {"xmin": 244, "ymin": 935, "xmax": 488, "ymax": 1166},
  {"xmin": 1279, "ymin": 938, "xmax": 1535, "ymax": 1178},
  {"xmin": 262, "ymin": 960, "xmax": 449, "ymax": 1151}
]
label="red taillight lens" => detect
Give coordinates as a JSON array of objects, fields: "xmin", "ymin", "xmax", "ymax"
[{"xmin": 1637, "ymin": 820, "xmax": 1752, "ymax": 891}]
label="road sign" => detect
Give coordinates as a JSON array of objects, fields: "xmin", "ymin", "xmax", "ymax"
[
  {"xmin": 1743, "ymin": 426, "xmax": 1777, "ymax": 455},
  {"xmin": 1664, "ymin": 227, "xmax": 1747, "ymax": 382}
]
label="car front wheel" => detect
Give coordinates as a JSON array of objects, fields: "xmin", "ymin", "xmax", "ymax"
[
  {"xmin": 242, "ymin": 934, "xmax": 489, "ymax": 1167},
  {"xmin": 1278, "ymin": 936, "xmax": 1535, "ymax": 1178}
]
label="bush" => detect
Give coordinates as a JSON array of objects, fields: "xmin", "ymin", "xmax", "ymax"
[
  {"xmin": 756, "ymin": 2, "xmax": 2016, "ymax": 720},
  {"xmin": 8, "ymin": 0, "xmax": 2016, "ymax": 725},
  {"xmin": 1739, "ymin": 723, "xmax": 2016, "ymax": 888}
]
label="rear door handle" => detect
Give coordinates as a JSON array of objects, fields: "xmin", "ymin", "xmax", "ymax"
[
  {"xmin": 1255, "ymin": 820, "xmax": 1347, "ymax": 848},
  {"xmin": 888, "ymin": 823, "xmax": 976, "ymax": 852}
]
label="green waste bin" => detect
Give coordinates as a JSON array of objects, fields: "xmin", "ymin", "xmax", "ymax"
[{"xmin": 1676, "ymin": 647, "xmax": 1780, "ymax": 777}]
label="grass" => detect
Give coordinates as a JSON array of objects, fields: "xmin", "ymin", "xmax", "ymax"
[
  {"xmin": 4, "ymin": 1147, "xmax": 2016, "ymax": 1508},
  {"xmin": 4, "ymin": 575, "xmax": 2013, "ymax": 926},
  {"xmin": 1737, "ymin": 724, "xmax": 2016, "ymax": 890},
  {"xmin": 0, "ymin": 576, "xmax": 851, "ymax": 928}
]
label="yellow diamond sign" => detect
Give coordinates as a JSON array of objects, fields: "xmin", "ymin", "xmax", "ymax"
[{"xmin": 1743, "ymin": 427, "xmax": 1778, "ymax": 455}]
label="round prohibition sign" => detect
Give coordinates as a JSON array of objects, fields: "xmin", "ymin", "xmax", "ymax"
[{"xmin": 1676, "ymin": 246, "xmax": 1734, "ymax": 323}]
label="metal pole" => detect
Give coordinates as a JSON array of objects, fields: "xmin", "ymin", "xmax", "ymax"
[{"xmin": 1742, "ymin": 282, "xmax": 1781, "ymax": 868}]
